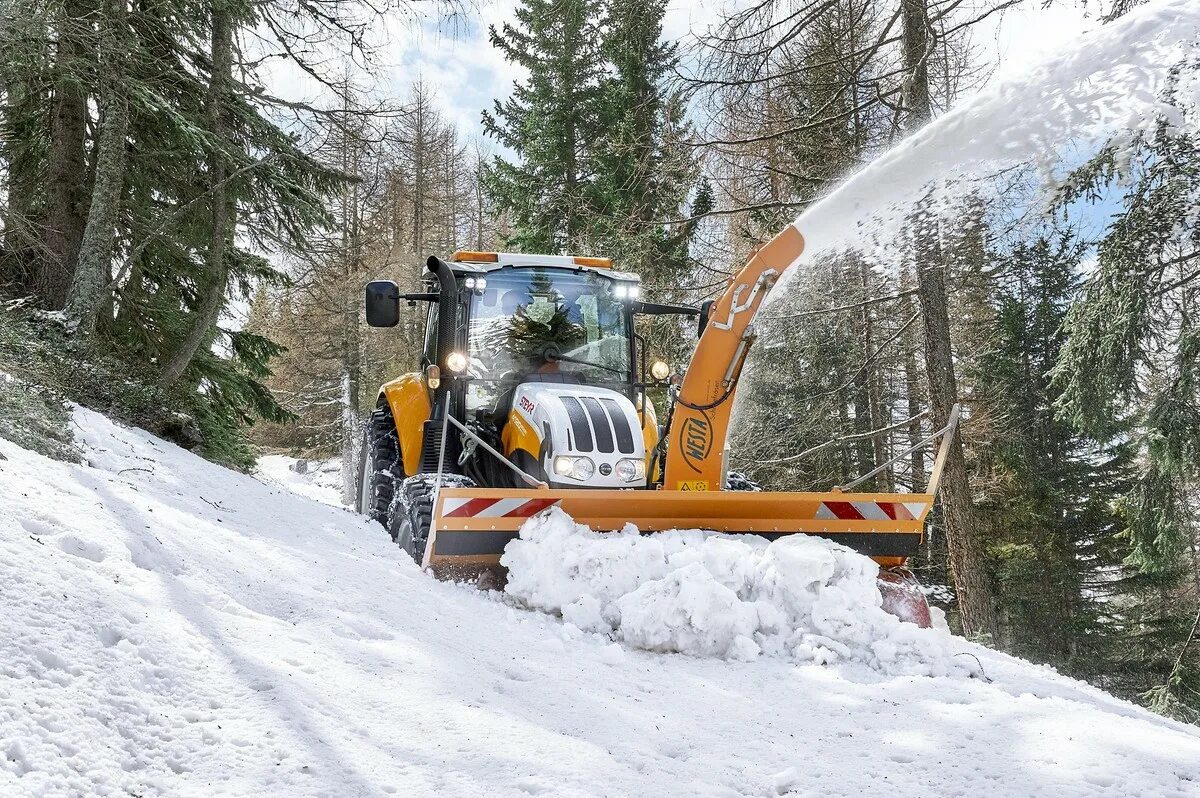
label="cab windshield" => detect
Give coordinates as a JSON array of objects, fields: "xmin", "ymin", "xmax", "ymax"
[{"xmin": 464, "ymin": 267, "xmax": 631, "ymax": 406}]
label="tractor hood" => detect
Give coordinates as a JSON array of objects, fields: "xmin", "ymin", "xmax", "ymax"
[{"xmin": 509, "ymin": 383, "xmax": 647, "ymax": 489}]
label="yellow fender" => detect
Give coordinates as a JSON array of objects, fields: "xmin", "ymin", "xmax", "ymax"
[{"xmin": 379, "ymin": 373, "xmax": 430, "ymax": 478}]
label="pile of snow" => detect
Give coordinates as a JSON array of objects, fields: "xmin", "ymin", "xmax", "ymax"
[
  {"xmin": 4, "ymin": 407, "xmax": 1200, "ymax": 796},
  {"xmin": 254, "ymin": 454, "xmax": 343, "ymax": 506},
  {"xmin": 502, "ymin": 509, "xmax": 965, "ymax": 677}
]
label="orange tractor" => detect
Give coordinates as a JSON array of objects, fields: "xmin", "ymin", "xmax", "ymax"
[{"xmin": 356, "ymin": 226, "xmax": 955, "ymax": 625}]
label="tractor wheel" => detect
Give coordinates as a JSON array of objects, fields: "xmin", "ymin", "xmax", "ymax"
[
  {"xmin": 389, "ymin": 474, "xmax": 477, "ymax": 565},
  {"xmin": 355, "ymin": 406, "xmax": 401, "ymax": 528}
]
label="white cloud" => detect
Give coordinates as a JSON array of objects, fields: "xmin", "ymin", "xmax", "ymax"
[{"xmin": 369, "ymin": 0, "xmax": 525, "ymax": 137}]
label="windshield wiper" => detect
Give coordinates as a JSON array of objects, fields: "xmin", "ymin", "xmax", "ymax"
[{"xmin": 546, "ymin": 351, "xmax": 624, "ymax": 375}]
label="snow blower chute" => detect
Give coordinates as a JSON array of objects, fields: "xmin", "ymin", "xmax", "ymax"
[{"xmin": 357, "ymin": 228, "xmax": 957, "ymax": 626}]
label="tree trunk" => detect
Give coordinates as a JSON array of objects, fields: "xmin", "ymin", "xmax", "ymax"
[
  {"xmin": 474, "ymin": 144, "xmax": 486, "ymax": 249},
  {"xmin": 901, "ymin": 262, "xmax": 926, "ymax": 492},
  {"xmin": 339, "ymin": 103, "xmax": 363, "ymax": 506},
  {"xmin": 900, "ymin": 0, "xmax": 932, "ymax": 127},
  {"xmin": 852, "ymin": 258, "xmax": 876, "ymax": 480},
  {"xmin": 66, "ymin": 0, "xmax": 130, "ymax": 335},
  {"xmin": 858, "ymin": 258, "xmax": 894, "ymax": 491},
  {"xmin": 901, "ymin": 0, "xmax": 997, "ymax": 638},
  {"xmin": 339, "ymin": 290, "xmax": 362, "ymax": 496},
  {"xmin": 158, "ymin": 1, "xmax": 232, "ymax": 388},
  {"xmin": 0, "ymin": 2, "xmax": 41, "ymax": 269},
  {"xmin": 39, "ymin": 0, "xmax": 90, "ymax": 308},
  {"xmin": 412, "ymin": 89, "xmax": 425, "ymax": 257},
  {"xmin": 914, "ymin": 214, "xmax": 998, "ymax": 638}
]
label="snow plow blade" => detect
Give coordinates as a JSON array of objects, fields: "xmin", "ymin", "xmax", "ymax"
[{"xmin": 422, "ymin": 487, "xmax": 934, "ymax": 578}]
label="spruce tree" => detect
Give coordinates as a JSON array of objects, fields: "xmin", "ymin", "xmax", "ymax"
[
  {"xmin": 482, "ymin": 0, "xmax": 607, "ymax": 252},
  {"xmin": 1050, "ymin": 75, "xmax": 1200, "ymax": 720},
  {"xmin": 591, "ymin": 0, "xmax": 694, "ymax": 275},
  {"xmin": 973, "ymin": 235, "xmax": 1133, "ymax": 678}
]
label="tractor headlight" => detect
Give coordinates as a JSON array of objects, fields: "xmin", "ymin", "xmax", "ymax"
[
  {"xmin": 446, "ymin": 351, "xmax": 468, "ymax": 373},
  {"xmin": 650, "ymin": 360, "xmax": 670, "ymax": 381},
  {"xmin": 554, "ymin": 455, "xmax": 595, "ymax": 481},
  {"xmin": 613, "ymin": 282, "xmax": 640, "ymax": 300},
  {"xmin": 616, "ymin": 458, "xmax": 645, "ymax": 482}
]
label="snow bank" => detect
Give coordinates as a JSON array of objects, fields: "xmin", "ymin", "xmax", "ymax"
[{"xmin": 502, "ymin": 508, "xmax": 966, "ymax": 676}]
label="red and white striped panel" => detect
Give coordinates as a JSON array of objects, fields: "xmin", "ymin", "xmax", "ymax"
[
  {"xmin": 441, "ymin": 496, "xmax": 561, "ymax": 519},
  {"xmin": 815, "ymin": 500, "xmax": 928, "ymax": 522}
]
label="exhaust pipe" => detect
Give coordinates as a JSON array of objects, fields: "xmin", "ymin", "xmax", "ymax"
[
  {"xmin": 418, "ymin": 256, "xmax": 463, "ymax": 472},
  {"xmin": 426, "ymin": 256, "xmax": 460, "ymax": 374}
]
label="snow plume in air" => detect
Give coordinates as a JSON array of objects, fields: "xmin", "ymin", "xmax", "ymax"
[
  {"xmin": 502, "ymin": 508, "xmax": 968, "ymax": 676},
  {"xmin": 785, "ymin": 0, "xmax": 1200, "ymax": 265}
]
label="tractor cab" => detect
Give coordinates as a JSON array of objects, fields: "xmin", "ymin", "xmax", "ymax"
[
  {"xmin": 365, "ymin": 251, "xmax": 698, "ymax": 494},
  {"xmin": 452, "ymin": 256, "xmax": 639, "ymax": 416}
]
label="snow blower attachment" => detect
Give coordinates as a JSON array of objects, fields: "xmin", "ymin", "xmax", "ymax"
[{"xmin": 359, "ymin": 234, "xmax": 960, "ymax": 627}]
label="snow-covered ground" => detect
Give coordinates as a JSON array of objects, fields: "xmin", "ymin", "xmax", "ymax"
[
  {"xmin": 254, "ymin": 455, "xmax": 344, "ymax": 507},
  {"xmin": 2, "ymin": 408, "xmax": 1200, "ymax": 797}
]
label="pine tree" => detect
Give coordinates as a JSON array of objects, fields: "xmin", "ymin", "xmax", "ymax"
[
  {"xmin": 482, "ymin": 0, "xmax": 607, "ymax": 252},
  {"xmin": 0, "ymin": 0, "xmax": 373, "ymax": 467},
  {"xmin": 591, "ymin": 0, "xmax": 694, "ymax": 273},
  {"xmin": 1050, "ymin": 76, "xmax": 1200, "ymax": 719},
  {"xmin": 973, "ymin": 234, "xmax": 1133, "ymax": 676}
]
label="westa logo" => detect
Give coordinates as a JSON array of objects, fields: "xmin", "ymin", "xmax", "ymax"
[{"xmin": 680, "ymin": 415, "xmax": 712, "ymax": 473}]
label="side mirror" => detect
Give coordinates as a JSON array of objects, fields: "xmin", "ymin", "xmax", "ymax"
[
  {"xmin": 697, "ymin": 299, "xmax": 714, "ymax": 338},
  {"xmin": 365, "ymin": 280, "xmax": 400, "ymax": 327}
]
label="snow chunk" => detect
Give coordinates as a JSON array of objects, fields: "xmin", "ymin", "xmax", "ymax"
[
  {"xmin": 617, "ymin": 563, "xmax": 762, "ymax": 659},
  {"xmin": 502, "ymin": 507, "xmax": 965, "ymax": 675}
]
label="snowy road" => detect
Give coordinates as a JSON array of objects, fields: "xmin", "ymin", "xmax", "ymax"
[{"xmin": 1, "ymin": 408, "xmax": 1198, "ymax": 797}]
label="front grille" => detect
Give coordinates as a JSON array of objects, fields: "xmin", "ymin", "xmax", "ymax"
[
  {"xmin": 558, "ymin": 395, "xmax": 637, "ymax": 455},
  {"xmin": 558, "ymin": 396, "xmax": 594, "ymax": 452},
  {"xmin": 599, "ymin": 398, "xmax": 636, "ymax": 453},
  {"xmin": 579, "ymin": 397, "xmax": 614, "ymax": 453}
]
